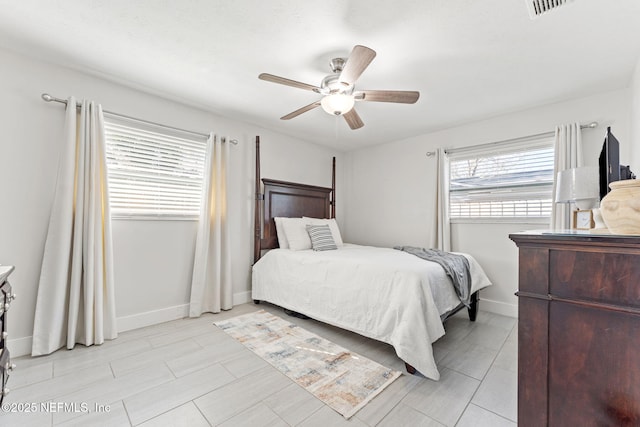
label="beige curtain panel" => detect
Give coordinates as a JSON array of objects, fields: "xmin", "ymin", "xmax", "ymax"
[
  {"xmin": 32, "ymin": 97, "xmax": 117, "ymax": 356},
  {"xmin": 189, "ymin": 134, "xmax": 233, "ymax": 316},
  {"xmin": 430, "ymin": 148, "xmax": 451, "ymax": 252}
]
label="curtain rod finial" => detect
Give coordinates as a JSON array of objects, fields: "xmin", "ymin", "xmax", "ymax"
[{"xmin": 41, "ymin": 93, "xmax": 53, "ymax": 102}]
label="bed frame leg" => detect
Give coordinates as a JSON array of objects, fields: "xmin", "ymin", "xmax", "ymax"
[
  {"xmin": 283, "ymin": 308, "xmax": 311, "ymax": 320},
  {"xmin": 253, "ymin": 299, "xmax": 261, "ymax": 305},
  {"xmin": 405, "ymin": 362, "xmax": 417, "ymax": 375},
  {"xmin": 468, "ymin": 291, "xmax": 479, "ymax": 321}
]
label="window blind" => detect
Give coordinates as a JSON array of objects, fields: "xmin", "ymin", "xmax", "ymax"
[
  {"xmin": 449, "ymin": 137, "xmax": 555, "ymax": 219},
  {"xmin": 104, "ymin": 117, "xmax": 207, "ymax": 219}
]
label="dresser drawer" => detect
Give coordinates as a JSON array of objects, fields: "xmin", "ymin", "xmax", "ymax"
[{"xmin": 550, "ymin": 249, "xmax": 640, "ymax": 308}]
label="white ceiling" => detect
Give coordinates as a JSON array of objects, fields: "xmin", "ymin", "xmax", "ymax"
[{"xmin": 1, "ymin": 0, "xmax": 640, "ymax": 150}]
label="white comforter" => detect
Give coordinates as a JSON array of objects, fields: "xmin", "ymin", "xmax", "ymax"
[{"xmin": 251, "ymin": 244, "xmax": 492, "ymax": 380}]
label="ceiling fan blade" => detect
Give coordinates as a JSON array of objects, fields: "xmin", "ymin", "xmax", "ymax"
[
  {"xmin": 280, "ymin": 101, "xmax": 322, "ymax": 120},
  {"xmin": 259, "ymin": 73, "xmax": 320, "ymax": 93},
  {"xmin": 343, "ymin": 108, "xmax": 364, "ymax": 130},
  {"xmin": 355, "ymin": 90, "xmax": 420, "ymax": 104},
  {"xmin": 339, "ymin": 45, "xmax": 376, "ymax": 85}
]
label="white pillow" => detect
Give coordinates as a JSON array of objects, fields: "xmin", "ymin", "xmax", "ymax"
[
  {"xmin": 274, "ymin": 217, "xmax": 290, "ymax": 249},
  {"xmin": 281, "ymin": 217, "xmax": 312, "ymax": 251},
  {"xmin": 303, "ymin": 217, "xmax": 344, "ymax": 246}
]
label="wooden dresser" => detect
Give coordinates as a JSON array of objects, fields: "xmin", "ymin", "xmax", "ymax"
[{"xmin": 510, "ymin": 232, "xmax": 640, "ymax": 427}]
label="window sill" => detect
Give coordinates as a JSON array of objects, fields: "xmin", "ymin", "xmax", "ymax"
[
  {"xmin": 450, "ymin": 217, "xmax": 550, "ymax": 225},
  {"xmin": 111, "ymin": 215, "xmax": 199, "ymax": 221}
]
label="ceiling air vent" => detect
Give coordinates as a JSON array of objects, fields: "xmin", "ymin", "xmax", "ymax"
[{"xmin": 526, "ymin": 0, "xmax": 574, "ymax": 19}]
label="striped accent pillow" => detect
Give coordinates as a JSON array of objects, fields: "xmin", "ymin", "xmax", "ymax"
[{"xmin": 306, "ymin": 224, "xmax": 338, "ymax": 251}]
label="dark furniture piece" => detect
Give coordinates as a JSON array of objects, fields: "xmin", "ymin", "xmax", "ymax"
[
  {"xmin": 510, "ymin": 231, "xmax": 640, "ymax": 427},
  {"xmin": 256, "ymin": 179, "xmax": 334, "ymax": 257},
  {"xmin": 253, "ymin": 135, "xmax": 336, "ymax": 263},
  {"xmin": 0, "ymin": 265, "xmax": 16, "ymax": 404},
  {"xmin": 252, "ymin": 136, "xmax": 481, "ymax": 375}
]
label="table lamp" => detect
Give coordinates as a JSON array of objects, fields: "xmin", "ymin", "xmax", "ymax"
[{"xmin": 556, "ymin": 166, "xmax": 599, "ymax": 229}]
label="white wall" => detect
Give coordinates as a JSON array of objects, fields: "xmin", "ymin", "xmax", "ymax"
[
  {"xmin": 0, "ymin": 47, "xmax": 344, "ymax": 356},
  {"xmin": 344, "ymin": 88, "xmax": 631, "ymax": 317}
]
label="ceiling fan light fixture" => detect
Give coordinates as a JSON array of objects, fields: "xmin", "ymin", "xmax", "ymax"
[
  {"xmin": 259, "ymin": 45, "xmax": 419, "ymax": 128},
  {"xmin": 321, "ymin": 94, "xmax": 355, "ymax": 116}
]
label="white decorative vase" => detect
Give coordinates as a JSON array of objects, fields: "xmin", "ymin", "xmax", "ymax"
[{"xmin": 600, "ymin": 180, "xmax": 640, "ymax": 235}]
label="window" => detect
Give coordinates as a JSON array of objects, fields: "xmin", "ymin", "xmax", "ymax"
[
  {"xmin": 104, "ymin": 116, "xmax": 207, "ymax": 219},
  {"xmin": 448, "ymin": 135, "xmax": 555, "ymax": 220}
]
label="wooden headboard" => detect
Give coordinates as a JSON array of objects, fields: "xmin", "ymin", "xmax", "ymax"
[{"xmin": 253, "ymin": 136, "xmax": 335, "ymax": 263}]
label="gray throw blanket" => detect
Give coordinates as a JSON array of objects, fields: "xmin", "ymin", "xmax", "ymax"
[{"xmin": 394, "ymin": 246, "xmax": 472, "ymax": 307}]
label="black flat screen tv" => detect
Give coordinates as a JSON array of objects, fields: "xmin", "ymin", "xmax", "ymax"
[{"xmin": 599, "ymin": 127, "xmax": 620, "ymax": 200}]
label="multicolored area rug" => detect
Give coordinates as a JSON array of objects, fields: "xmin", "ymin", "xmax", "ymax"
[{"xmin": 214, "ymin": 310, "xmax": 401, "ymax": 419}]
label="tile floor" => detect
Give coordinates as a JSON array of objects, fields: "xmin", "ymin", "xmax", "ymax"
[{"xmin": 1, "ymin": 303, "xmax": 517, "ymax": 426}]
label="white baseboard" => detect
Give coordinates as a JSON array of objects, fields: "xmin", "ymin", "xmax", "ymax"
[
  {"xmin": 480, "ymin": 298, "xmax": 518, "ymax": 318},
  {"xmin": 7, "ymin": 335, "xmax": 33, "ymax": 358},
  {"xmin": 119, "ymin": 290, "xmax": 252, "ymax": 332},
  {"xmin": 8, "ymin": 306, "xmax": 191, "ymax": 358},
  {"xmin": 117, "ymin": 303, "xmax": 190, "ymax": 333},
  {"xmin": 233, "ymin": 291, "xmax": 252, "ymax": 305}
]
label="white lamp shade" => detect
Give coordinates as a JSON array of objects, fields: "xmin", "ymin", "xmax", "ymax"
[
  {"xmin": 555, "ymin": 166, "xmax": 599, "ymax": 209},
  {"xmin": 321, "ymin": 94, "xmax": 355, "ymax": 116}
]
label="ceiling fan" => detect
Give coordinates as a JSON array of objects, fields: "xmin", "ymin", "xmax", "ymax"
[{"xmin": 258, "ymin": 45, "xmax": 420, "ymax": 130}]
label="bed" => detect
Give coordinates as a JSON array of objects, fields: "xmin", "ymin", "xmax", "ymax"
[{"xmin": 251, "ymin": 136, "xmax": 492, "ymax": 380}]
